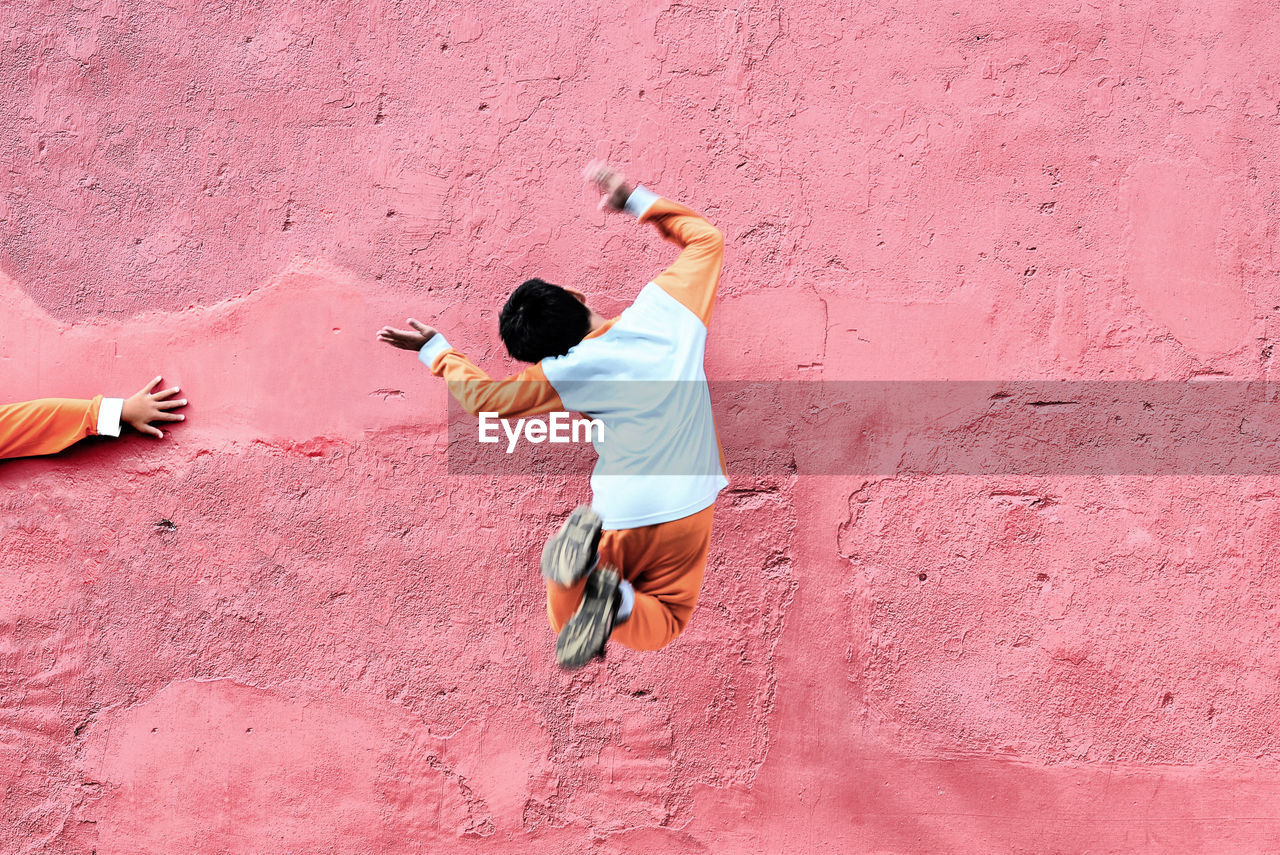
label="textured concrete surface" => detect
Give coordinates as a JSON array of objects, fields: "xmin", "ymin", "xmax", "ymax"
[{"xmin": 3, "ymin": 0, "xmax": 1280, "ymax": 852}]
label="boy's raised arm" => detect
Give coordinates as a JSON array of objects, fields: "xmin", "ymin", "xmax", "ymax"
[
  {"xmin": 378, "ymin": 320, "xmax": 564, "ymax": 419},
  {"xmin": 584, "ymin": 161, "xmax": 724, "ymax": 327}
]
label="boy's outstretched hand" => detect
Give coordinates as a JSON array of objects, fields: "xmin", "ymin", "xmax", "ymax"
[
  {"xmin": 122, "ymin": 376, "xmax": 187, "ymax": 438},
  {"xmin": 584, "ymin": 160, "xmax": 634, "ymax": 211},
  {"xmin": 377, "ymin": 318, "xmax": 438, "ymax": 352}
]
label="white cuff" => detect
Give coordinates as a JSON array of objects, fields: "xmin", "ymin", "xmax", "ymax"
[
  {"xmin": 418, "ymin": 334, "xmax": 454, "ymax": 368},
  {"xmin": 624, "ymin": 185, "xmax": 660, "ymax": 219},
  {"xmin": 97, "ymin": 397, "xmax": 124, "ymax": 437}
]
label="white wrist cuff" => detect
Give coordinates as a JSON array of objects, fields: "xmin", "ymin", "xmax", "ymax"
[
  {"xmin": 616, "ymin": 579, "xmax": 635, "ymax": 622},
  {"xmin": 97, "ymin": 397, "xmax": 124, "ymax": 437},
  {"xmin": 624, "ymin": 185, "xmax": 660, "ymax": 219},
  {"xmin": 418, "ymin": 334, "xmax": 453, "ymax": 367}
]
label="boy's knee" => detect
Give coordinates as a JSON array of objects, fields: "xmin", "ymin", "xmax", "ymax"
[{"xmin": 612, "ymin": 602, "xmax": 691, "ymax": 651}]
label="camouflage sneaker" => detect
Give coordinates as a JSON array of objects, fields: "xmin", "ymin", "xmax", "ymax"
[
  {"xmin": 555, "ymin": 566, "xmax": 621, "ymax": 670},
  {"xmin": 540, "ymin": 505, "xmax": 603, "ymax": 587}
]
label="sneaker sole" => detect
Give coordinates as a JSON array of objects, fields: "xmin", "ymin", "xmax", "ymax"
[
  {"xmin": 556, "ymin": 568, "xmax": 620, "ymax": 670},
  {"xmin": 541, "ymin": 506, "xmax": 603, "ymax": 587}
]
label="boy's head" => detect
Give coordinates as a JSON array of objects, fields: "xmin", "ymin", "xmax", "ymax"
[{"xmin": 500, "ymin": 278, "xmax": 591, "ymax": 363}]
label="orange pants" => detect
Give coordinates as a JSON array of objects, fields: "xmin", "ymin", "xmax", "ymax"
[
  {"xmin": 0, "ymin": 397, "xmax": 103, "ymax": 460},
  {"xmin": 546, "ymin": 504, "xmax": 714, "ymax": 651}
]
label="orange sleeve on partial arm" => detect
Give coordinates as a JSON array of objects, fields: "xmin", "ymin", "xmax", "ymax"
[
  {"xmin": 641, "ymin": 197, "xmax": 725, "ymax": 327},
  {"xmin": 0, "ymin": 397, "xmax": 102, "ymax": 460},
  {"xmin": 429, "ymin": 349, "xmax": 564, "ymax": 419}
]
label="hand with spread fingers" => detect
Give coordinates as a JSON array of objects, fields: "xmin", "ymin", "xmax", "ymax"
[
  {"xmin": 376, "ymin": 318, "xmax": 438, "ymax": 352},
  {"xmin": 121, "ymin": 376, "xmax": 188, "ymax": 439}
]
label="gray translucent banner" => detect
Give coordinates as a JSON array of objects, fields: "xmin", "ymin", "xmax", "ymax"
[{"xmin": 443, "ymin": 381, "xmax": 1280, "ymax": 476}]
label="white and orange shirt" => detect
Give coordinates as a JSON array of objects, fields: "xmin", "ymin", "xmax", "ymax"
[
  {"xmin": 419, "ymin": 186, "xmax": 727, "ymax": 530},
  {"xmin": 0, "ymin": 396, "xmax": 123, "ymax": 460}
]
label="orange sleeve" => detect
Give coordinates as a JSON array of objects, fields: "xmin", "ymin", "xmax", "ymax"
[
  {"xmin": 641, "ymin": 197, "xmax": 725, "ymax": 327},
  {"xmin": 0, "ymin": 397, "xmax": 102, "ymax": 460},
  {"xmin": 429, "ymin": 349, "xmax": 564, "ymax": 418}
]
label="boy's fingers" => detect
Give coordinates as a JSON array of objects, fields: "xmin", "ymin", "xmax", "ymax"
[
  {"xmin": 157, "ymin": 412, "xmax": 186, "ymax": 422},
  {"xmin": 157, "ymin": 398, "xmax": 188, "ymax": 410},
  {"xmin": 152, "ymin": 386, "xmax": 181, "ymax": 400},
  {"xmin": 408, "ymin": 319, "xmax": 431, "ymax": 334},
  {"xmin": 583, "ymin": 160, "xmax": 615, "ymax": 190},
  {"xmin": 141, "ymin": 375, "xmax": 162, "ymax": 394}
]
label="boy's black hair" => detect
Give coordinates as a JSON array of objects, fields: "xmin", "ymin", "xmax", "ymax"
[{"xmin": 499, "ymin": 278, "xmax": 591, "ymax": 363}]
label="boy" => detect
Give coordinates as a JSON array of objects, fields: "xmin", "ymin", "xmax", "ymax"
[
  {"xmin": 378, "ymin": 162, "xmax": 726, "ymax": 669},
  {"xmin": 1, "ymin": 377, "xmax": 188, "ymax": 460}
]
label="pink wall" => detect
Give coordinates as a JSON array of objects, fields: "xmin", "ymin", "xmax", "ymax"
[{"xmin": 3, "ymin": 0, "xmax": 1280, "ymax": 851}]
